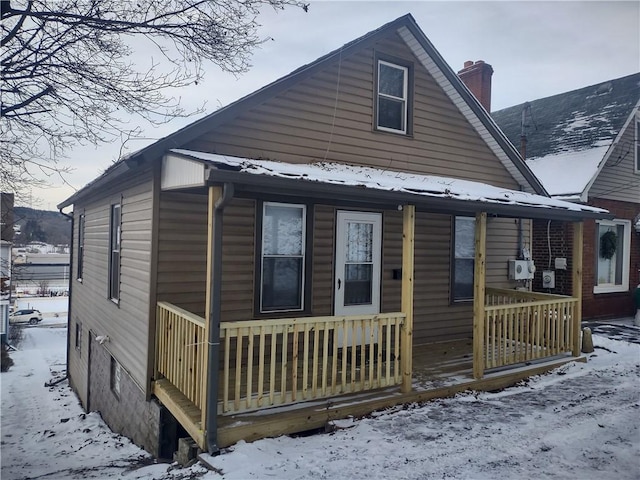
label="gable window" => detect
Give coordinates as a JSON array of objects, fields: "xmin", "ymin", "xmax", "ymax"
[
  {"xmin": 77, "ymin": 213, "xmax": 85, "ymax": 281},
  {"xmin": 260, "ymin": 202, "xmax": 306, "ymax": 313},
  {"xmin": 376, "ymin": 58, "xmax": 410, "ymax": 134},
  {"xmin": 594, "ymin": 219, "xmax": 631, "ymax": 294},
  {"xmin": 452, "ymin": 216, "xmax": 476, "ymax": 302},
  {"xmin": 109, "ymin": 203, "xmax": 121, "ymax": 302}
]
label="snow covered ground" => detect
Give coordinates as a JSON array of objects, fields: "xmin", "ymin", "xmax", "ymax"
[{"xmin": 1, "ymin": 316, "xmax": 639, "ymax": 479}]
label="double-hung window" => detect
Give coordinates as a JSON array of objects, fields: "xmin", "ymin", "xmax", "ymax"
[
  {"xmin": 77, "ymin": 213, "xmax": 85, "ymax": 281},
  {"xmin": 594, "ymin": 219, "xmax": 631, "ymax": 294},
  {"xmin": 452, "ymin": 216, "xmax": 476, "ymax": 302},
  {"xmin": 109, "ymin": 203, "xmax": 121, "ymax": 301},
  {"xmin": 260, "ymin": 202, "xmax": 306, "ymax": 313},
  {"xmin": 376, "ymin": 59, "xmax": 409, "ymax": 134}
]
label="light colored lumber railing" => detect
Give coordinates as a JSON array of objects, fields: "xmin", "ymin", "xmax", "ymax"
[
  {"xmin": 483, "ymin": 288, "xmax": 578, "ymax": 370},
  {"xmin": 219, "ymin": 313, "xmax": 406, "ymax": 415},
  {"xmin": 156, "ymin": 301, "xmax": 207, "ymax": 410}
]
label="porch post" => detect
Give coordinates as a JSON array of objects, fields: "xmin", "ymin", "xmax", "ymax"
[
  {"xmin": 472, "ymin": 212, "xmax": 487, "ymax": 379},
  {"xmin": 571, "ymin": 221, "xmax": 584, "ymax": 356},
  {"xmin": 400, "ymin": 204, "xmax": 415, "ymax": 393},
  {"xmin": 204, "ymin": 186, "xmax": 223, "ymax": 453}
]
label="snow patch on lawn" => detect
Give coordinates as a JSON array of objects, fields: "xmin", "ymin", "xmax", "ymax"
[{"xmin": 2, "ymin": 324, "xmax": 639, "ymax": 479}]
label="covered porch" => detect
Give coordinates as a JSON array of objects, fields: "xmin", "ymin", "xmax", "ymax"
[
  {"xmin": 151, "ymin": 150, "xmax": 607, "ymax": 452},
  {"xmin": 152, "ymin": 191, "xmax": 587, "ymax": 451}
]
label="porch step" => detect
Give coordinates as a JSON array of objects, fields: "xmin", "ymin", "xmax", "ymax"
[{"xmin": 153, "ymin": 378, "xmax": 205, "ymax": 450}]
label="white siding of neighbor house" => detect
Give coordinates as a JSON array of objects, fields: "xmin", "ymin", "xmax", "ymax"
[{"xmin": 589, "ymin": 113, "xmax": 640, "ymax": 203}]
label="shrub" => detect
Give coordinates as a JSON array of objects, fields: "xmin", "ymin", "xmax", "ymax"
[{"xmin": 1, "ymin": 344, "xmax": 14, "ymax": 372}]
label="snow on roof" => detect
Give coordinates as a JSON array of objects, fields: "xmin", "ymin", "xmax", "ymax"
[
  {"xmin": 525, "ymin": 145, "xmax": 610, "ymax": 197},
  {"xmin": 492, "ymin": 73, "xmax": 639, "ymax": 197},
  {"xmin": 170, "ymin": 149, "xmax": 607, "ymax": 215}
]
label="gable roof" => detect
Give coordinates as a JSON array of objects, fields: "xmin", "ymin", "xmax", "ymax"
[
  {"xmin": 492, "ymin": 73, "xmax": 640, "ymax": 198},
  {"xmin": 59, "ymin": 14, "xmax": 545, "ymax": 210}
]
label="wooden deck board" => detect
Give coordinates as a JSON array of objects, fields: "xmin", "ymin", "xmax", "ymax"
[{"xmin": 216, "ymin": 354, "xmax": 585, "ymax": 448}]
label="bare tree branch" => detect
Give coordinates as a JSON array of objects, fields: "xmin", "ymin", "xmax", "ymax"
[{"xmin": 1, "ymin": 0, "xmax": 307, "ymax": 199}]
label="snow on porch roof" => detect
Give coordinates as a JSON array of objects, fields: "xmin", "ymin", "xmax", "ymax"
[{"xmin": 167, "ymin": 149, "xmax": 609, "ymax": 219}]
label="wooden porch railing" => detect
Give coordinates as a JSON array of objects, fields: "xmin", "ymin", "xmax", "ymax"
[
  {"xmin": 219, "ymin": 313, "xmax": 406, "ymax": 415},
  {"xmin": 483, "ymin": 288, "xmax": 578, "ymax": 370},
  {"xmin": 155, "ymin": 302, "xmax": 207, "ymax": 410}
]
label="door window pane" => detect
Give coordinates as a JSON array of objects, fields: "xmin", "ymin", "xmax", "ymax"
[
  {"xmin": 344, "ymin": 221, "xmax": 374, "ymax": 306},
  {"xmin": 346, "ymin": 222, "xmax": 373, "ymax": 262},
  {"xmin": 344, "ymin": 264, "xmax": 372, "ymax": 305}
]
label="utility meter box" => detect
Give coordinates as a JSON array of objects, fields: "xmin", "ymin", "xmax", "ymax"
[
  {"xmin": 508, "ymin": 259, "xmax": 536, "ymax": 280},
  {"xmin": 542, "ymin": 270, "xmax": 555, "ymax": 289}
]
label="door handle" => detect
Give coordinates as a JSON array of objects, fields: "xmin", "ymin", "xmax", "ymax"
[{"xmin": 337, "ymin": 278, "xmax": 341, "ymax": 290}]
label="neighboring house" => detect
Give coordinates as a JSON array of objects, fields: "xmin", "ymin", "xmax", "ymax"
[
  {"xmin": 493, "ymin": 74, "xmax": 640, "ymax": 320},
  {"xmin": 58, "ymin": 14, "xmax": 608, "ymax": 458},
  {"xmin": 12, "ymin": 252, "xmax": 71, "ymax": 295}
]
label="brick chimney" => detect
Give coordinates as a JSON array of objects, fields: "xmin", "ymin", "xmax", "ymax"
[{"xmin": 457, "ymin": 60, "xmax": 493, "ymax": 112}]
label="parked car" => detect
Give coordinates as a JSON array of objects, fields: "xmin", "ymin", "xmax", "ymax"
[{"xmin": 9, "ymin": 309, "xmax": 43, "ymax": 325}]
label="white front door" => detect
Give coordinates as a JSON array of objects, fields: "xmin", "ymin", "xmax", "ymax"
[{"xmin": 334, "ymin": 211, "xmax": 382, "ymax": 317}]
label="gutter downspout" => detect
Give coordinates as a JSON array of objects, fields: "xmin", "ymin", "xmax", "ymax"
[
  {"xmin": 206, "ymin": 183, "xmax": 234, "ymax": 455},
  {"xmin": 58, "ymin": 208, "xmax": 74, "ymax": 384}
]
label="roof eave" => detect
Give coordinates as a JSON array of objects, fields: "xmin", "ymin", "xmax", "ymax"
[{"xmin": 206, "ymin": 167, "xmax": 610, "ymax": 222}]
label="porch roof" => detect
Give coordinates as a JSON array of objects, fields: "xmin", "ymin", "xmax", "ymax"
[{"xmin": 164, "ymin": 149, "xmax": 610, "ymax": 221}]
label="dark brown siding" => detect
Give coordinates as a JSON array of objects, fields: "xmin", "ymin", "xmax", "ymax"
[
  {"xmin": 183, "ymin": 33, "xmax": 520, "ymax": 190},
  {"xmin": 156, "ymin": 191, "xmax": 208, "ymax": 316}
]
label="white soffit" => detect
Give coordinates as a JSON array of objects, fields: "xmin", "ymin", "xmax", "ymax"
[
  {"xmin": 398, "ymin": 26, "xmax": 533, "ymax": 193},
  {"xmin": 161, "ymin": 154, "xmax": 206, "ymax": 190}
]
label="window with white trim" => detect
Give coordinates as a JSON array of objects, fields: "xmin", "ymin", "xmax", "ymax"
[
  {"xmin": 260, "ymin": 202, "xmax": 306, "ymax": 313},
  {"xmin": 109, "ymin": 203, "xmax": 121, "ymax": 301},
  {"xmin": 594, "ymin": 219, "xmax": 631, "ymax": 293},
  {"xmin": 452, "ymin": 216, "xmax": 476, "ymax": 302},
  {"xmin": 376, "ymin": 59, "xmax": 409, "ymax": 134}
]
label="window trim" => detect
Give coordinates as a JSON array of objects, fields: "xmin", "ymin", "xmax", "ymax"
[
  {"xmin": 374, "ymin": 53, "xmax": 413, "ymax": 135},
  {"xmin": 77, "ymin": 212, "xmax": 85, "ymax": 281},
  {"xmin": 451, "ymin": 216, "xmax": 476, "ymax": 304},
  {"xmin": 593, "ymin": 219, "xmax": 631, "ymax": 294},
  {"xmin": 108, "ymin": 202, "xmax": 121, "ymax": 302},
  {"xmin": 255, "ymin": 201, "xmax": 313, "ymax": 316}
]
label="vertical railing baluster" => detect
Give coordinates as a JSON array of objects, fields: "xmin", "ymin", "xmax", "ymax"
[
  {"xmin": 257, "ymin": 325, "xmax": 265, "ymax": 407},
  {"xmin": 269, "ymin": 324, "xmax": 277, "ymax": 405}
]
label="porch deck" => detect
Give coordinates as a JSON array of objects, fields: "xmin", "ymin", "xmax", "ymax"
[{"xmin": 154, "ymin": 338, "xmax": 581, "ymax": 448}]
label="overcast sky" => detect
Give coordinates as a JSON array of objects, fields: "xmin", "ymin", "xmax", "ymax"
[{"xmin": 24, "ymin": 0, "xmax": 639, "ymax": 211}]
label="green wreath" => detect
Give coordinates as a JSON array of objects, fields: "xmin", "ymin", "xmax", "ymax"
[{"xmin": 599, "ymin": 230, "xmax": 618, "ymax": 259}]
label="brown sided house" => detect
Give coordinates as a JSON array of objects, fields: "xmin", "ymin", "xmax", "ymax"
[
  {"xmin": 58, "ymin": 14, "xmax": 609, "ymax": 458},
  {"xmin": 493, "ymin": 74, "xmax": 640, "ymax": 320}
]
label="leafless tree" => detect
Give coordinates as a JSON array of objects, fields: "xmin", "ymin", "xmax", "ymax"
[{"xmin": 1, "ymin": 0, "xmax": 306, "ymax": 200}]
